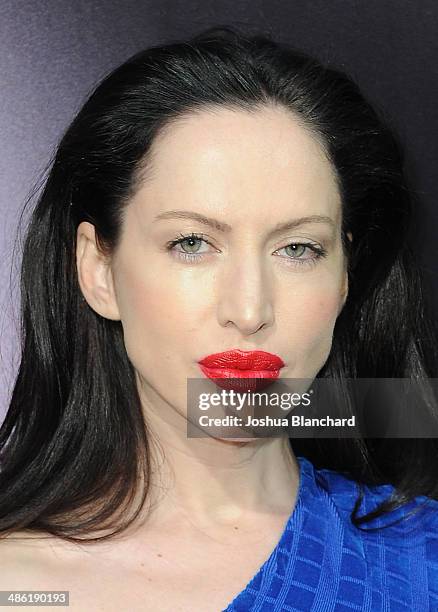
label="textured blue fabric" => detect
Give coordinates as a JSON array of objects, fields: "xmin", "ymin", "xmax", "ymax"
[{"xmin": 223, "ymin": 454, "xmax": 438, "ymax": 611}]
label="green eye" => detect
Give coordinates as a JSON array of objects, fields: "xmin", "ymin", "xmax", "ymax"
[
  {"xmin": 179, "ymin": 236, "xmax": 203, "ymax": 253},
  {"xmin": 166, "ymin": 233, "xmax": 327, "ymax": 268},
  {"xmin": 284, "ymin": 244, "xmax": 306, "ymax": 258}
]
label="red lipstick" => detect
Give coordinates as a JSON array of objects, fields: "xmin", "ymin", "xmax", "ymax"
[{"xmin": 198, "ymin": 349, "xmax": 285, "ymax": 392}]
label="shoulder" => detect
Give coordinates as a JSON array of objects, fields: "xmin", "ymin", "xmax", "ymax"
[
  {"xmin": 301, "ymin": 456, "xmax": 438, "ymax": 537},
  {"xmin": 0, "ymin": 531, "xmax": 81, "ymax": 588},
  {"xmin": 0, "ymin": 533, "xmax": 46, "ymax": 588},
  {"xmin": 299, "ymin": 456, "xmax": 395, "ymax": 518},
  {"xmin": 292, "ymin": 458, "xmax": 438, "ymax": 607},
  {"xmin": 306, "ymin": 459, "xmax": 438, "ymax": 597}
]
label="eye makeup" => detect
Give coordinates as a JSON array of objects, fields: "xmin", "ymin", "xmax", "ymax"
[{"xmin": 165, "ymin": 232, "xmax": 328, "ymax": 269}]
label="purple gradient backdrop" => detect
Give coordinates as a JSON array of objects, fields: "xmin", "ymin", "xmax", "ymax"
[{"xmin": 1, "ymin": 0, "xmax": 437, "ymax": 419}]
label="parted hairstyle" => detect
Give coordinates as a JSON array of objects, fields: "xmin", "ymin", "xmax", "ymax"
[{"xmin": 1, "ymin": 25, "xmax": 437, "ymax": 543}]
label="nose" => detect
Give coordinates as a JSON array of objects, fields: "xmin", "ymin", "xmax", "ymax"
[{"xmin": 217, "ymin": 252, "xmax": 275, "ymax": 335}]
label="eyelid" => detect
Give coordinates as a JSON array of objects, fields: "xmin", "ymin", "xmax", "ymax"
[
  {"xmin": 167, "ymin": 232, "xmax": 328, "ymax": 250},
  {"xmin": 166, "ymin": 232, "xmax": 328, "ymax": 268},
  {"xmin": 165, "ymin": 232, "xmax": 213, "ymax": 250},
  {"xmin": 272, "ymin": 233, "xmax": 331, "ymax": 250}
]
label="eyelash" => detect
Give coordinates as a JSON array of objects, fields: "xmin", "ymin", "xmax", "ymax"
[{"xmin": 165, "ymin": 232, "xmax": 328, "ymax": 268}]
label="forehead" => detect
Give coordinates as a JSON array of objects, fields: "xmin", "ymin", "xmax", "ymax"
[{"xmin": 131, "ymin": 105, "xmax": 341, "ymax": 223}]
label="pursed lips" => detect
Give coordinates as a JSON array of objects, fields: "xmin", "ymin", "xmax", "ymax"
[{"xmin": 197, "ymin": 349, "xmax": 285, "ymax": 379}]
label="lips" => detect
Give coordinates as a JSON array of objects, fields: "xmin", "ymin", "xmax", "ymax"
[
  {"xmin": 198, "ymin": 349, "xmax": 285, "ymax": 392},
  {"xmin": 198, "ymin": 349, "xmax": 285, "ymax": 370}
]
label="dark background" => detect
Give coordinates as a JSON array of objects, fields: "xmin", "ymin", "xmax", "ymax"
[{"xmin": 0, "ymin": 0, "xmax": 437, "ymax": 414}]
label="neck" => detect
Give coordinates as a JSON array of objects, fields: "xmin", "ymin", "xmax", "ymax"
[{"xmin": 140, "ymin": 386, "xmax": 300, "ymax": 531}]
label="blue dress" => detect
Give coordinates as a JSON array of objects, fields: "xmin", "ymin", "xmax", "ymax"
[{"xmin": 223, "ymin": 454, "xmax": 438, "ymax": 611}]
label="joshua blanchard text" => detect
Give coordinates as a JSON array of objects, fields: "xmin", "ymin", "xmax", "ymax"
[{"xmin": 199, "ymin": 415, "xmax": 356, "ymax": 427}]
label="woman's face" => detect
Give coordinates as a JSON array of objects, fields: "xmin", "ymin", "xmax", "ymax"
[{"xmin": 78, "ymin": 105, "xmax": 349, "ymax": 417}]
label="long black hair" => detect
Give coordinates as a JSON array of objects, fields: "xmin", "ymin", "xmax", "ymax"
[{"xmin": 1, "ymin": 25, "xmax": 437, "ymax": 543}]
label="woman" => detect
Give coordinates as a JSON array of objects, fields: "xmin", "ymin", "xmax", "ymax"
[{"xmin": 0, "ymin": 25, "xmax": 437, "ymax": 612}]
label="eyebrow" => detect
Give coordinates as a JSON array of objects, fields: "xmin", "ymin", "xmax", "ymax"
[{"xmin": 153, "ymin": 210, "xmax": 336, "ymax": 235}]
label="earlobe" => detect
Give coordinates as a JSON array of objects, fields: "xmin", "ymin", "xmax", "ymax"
[{"xmin": 75, "ymin": 221, "xmax": 121, "ymax": 321}]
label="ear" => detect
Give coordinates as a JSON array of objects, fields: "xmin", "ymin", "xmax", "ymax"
[
  {"xmin": 76, "ymin": 221, "xmax": 121, "ymax": 321},
  {"xmin": 339, "ymin": 231, "xmax": 353, "ymax": 313},
  {"xmin": 340, "ymin": 269, "xmax": 349, "ymax": 310}
]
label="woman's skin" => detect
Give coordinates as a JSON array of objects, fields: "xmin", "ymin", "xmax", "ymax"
[
  {"xmin": 0, "ymin": 105, "xmax": 351, "ymax": 611},
  {"xmin": 76, "ymin": 103, "xmax": 350, "ymax": 538}
]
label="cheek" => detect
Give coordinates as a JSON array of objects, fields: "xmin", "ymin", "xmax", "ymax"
[
  {"xmin": 283, "ymin": 281, "xmax": 342, "ymax": 331},
  {"xmin": 282, "ymin": 286, "xmax": 342, "ymax": 373},
  {"xmin": 115, "ymin": 265, "xmax": 204, "ymax": 372},
  {"xmin": 300, "ymin": 293, "xmax": 341, "ymax": 328}
]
